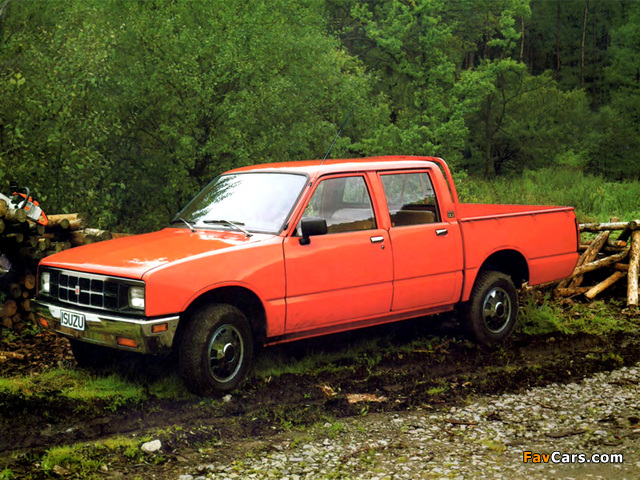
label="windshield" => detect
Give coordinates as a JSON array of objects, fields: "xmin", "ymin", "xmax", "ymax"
[{"xmin": 175, "ymin": 172, "xmax": 308, "ymax": 234}]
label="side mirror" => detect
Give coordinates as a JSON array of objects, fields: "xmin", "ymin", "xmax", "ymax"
[{"xmin": 299, "ymin": 217, "xmax": 327, "ymax": 245}]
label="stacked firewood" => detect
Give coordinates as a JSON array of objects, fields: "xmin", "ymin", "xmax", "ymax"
[
  {"xmin": 553, "ymin": 220, "xmax": 640, "ymax": 306},
  {"xmin": 0, "ymin": 199, "xmax": 114, "ymax": 333}
]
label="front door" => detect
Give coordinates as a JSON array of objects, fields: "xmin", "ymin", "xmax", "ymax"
[{"xmin": 283, "ymin": 174, "xmax": 393, "ymax": 333}]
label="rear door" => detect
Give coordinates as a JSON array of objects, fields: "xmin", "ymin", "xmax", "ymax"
[
  {"xmin": 379, "ymin": 170, "xmax": 464, "ymax": 311},
  {"xmin": 283, "ymin": 173, "xmax": 393, "ymax": 333}
]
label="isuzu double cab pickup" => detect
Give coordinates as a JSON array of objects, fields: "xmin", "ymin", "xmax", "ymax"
[{"xmin": 33, "ymin": 156, "xmax": 579, "ymax": 394}]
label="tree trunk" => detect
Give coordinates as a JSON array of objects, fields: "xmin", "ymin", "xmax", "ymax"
[
  {"xmin": 581, "ymin": 0, "xmax": 589, "ymax": 88},
  {"xmin": 555, "ymin": 0, "xmax": 561, "ymax": 77}
]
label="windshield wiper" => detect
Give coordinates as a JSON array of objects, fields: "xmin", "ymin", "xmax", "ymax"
[
  {"xmin": 204, "ymin": 219, "xmax": 253, "ymax": 237},
  {"xmin": 170, "ymin": 217, "xmax": 196, "ymax": 232}
]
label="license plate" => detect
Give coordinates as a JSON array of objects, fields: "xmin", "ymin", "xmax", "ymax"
[{"xmin": 60, "ymin": 310, "xmax": 86, "ymax": 331}]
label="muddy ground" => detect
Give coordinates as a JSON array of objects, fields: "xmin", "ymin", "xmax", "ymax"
[{"xmin": 1, "ymin": 309, "xmax": 640, "ymax": 479}]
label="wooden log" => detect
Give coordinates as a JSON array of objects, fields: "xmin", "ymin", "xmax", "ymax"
[
  {"xmin": 50, "ymin": 241, "xmax": 71, "ymax": 253},
  {"xmin": 613, "ymin": 263, "xmax": 629, "ymax": 271},
  {"xmin": 1, "ymin": 299, "xmax": 17, "ymax": 317},
  {"xmin": 580, "ymin": 222, "xmax": 633, "ymax": 232},
  {"xmin": 47, "ymin": 213, "xmax": 87, "ymax": 230},
  {"xmin": 554, "ymin": 287, "xmax": 591, "ymax": 297},
  {"xmin": 9, "ymin": 283, "xmax": 22, "ymax": 299},
  {"xmin": 627, "ymin": 230, "xmax": 640, "ymax": 307},
  {"xmin": 21, "ymin": 299, "xmax": 31, "ymax": 312},
  {"xmin": 5, "ymin": 232, "xmax": 24, "ymax": 243},
  {"xmin": 618, "ymin": 220, "xmax": 640, "ymax": 243},
  {"xmin": 1, "ymin": 317, "xmax": 13, "ymax": 329},
  {"xmin": 0, "ymin": 218, "xmax": 4, "ymax": 235},
  {"xmin": 25, "ymin": 236, "xmax": 38, "ymax": 248},
  {"xmin": 578, "ymin": 245, "xmax": 627, "ymax": 253},
  {"xmin": 568, "ymin": 231, "xmax": 610, "ymax": 288},
  {"xmin": 585, "ymin": 271, "xmax": 626, "ymax": 300},
  {"xmin": 580, "ymin": 239, "xmax": 628, "ymax": 248},
  {"xmin": 4, "ymin": 208, "xmax": 27, "ymax": 223},
  {"xmin": 572, "ymin": 248, "xmax": 630, "ymax": 277},
  {"xmin": 22, "ymin": 273, "xmax": 36, "ymax": 290},
  {"xmin": 0, "ymin": 351, "xmax": 25, "ymax": 360},
  {"xmin": 0, "ymin": 199, "xmax": 7, "ymax": 218},
  {"xmin": 18, "ymin": 247, "xmax": 44, "ymax": 262},
  {"xmin": 111, "ymin": 232, "xmax": 133, "ymax": 239},
  {"xmin": 70, "ymin": 228, "xmax": 112, "ymax": 246},
  {"xmin": 29, "ymin": 222, "xmax": 46, "ymax": 235},
  {"xmin": 37, "ymin": 237, "xmax": 51, "ymax": 251}
]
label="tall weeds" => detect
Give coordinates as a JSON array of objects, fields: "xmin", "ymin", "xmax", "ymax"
[{"xmin": 460, "ymin": 168, "xmax": 640, "ymax": 223}]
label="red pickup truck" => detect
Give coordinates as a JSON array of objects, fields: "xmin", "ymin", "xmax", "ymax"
[{"xmin": 33, "ymin": 156, "xmax": 579, "ymax": 394}]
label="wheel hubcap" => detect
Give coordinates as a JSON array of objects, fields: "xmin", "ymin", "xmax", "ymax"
[
  {"xmin": 207, "ymin": 324, "xmax": 244, "ymax": 383},
  {"xmin": 482, "ymin": 287, "xmax": 512, "ymax": 333}
]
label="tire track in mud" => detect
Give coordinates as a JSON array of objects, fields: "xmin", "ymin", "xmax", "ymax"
[{"xmin": 3, "ymin": 329, "xmax": 640, "ymax": 457}]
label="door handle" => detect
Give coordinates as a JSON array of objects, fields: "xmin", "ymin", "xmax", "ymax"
[
  {"xmin": 436, "ymin": 229, "xmax": 448, "ymax": 236},
  {"xmin": 370, "ymin": 236, "xmax": 385, "ymax": 243}
]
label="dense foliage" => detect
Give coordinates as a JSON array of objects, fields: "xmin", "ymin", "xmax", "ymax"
[{"xmin": 0, "ymin": 0, "xmax": 638, "ymax": 231}]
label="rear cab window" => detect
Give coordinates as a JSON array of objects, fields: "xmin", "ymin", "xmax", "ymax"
[{"xmin": 380, "ymin": 171, "xmax": 441, "ymax": 227}]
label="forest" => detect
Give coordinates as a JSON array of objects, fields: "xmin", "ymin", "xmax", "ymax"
[{"xmin": 0, "ymin": 0, "xmax": 639, "ymax": 232}]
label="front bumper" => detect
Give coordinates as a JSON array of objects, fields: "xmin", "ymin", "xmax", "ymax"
[{"xmin": 32, "ymin": 299, "xmax": 180, "ymax": 354}]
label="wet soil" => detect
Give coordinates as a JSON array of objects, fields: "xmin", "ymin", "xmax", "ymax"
[{"xmin": 2, "ymin": 313, "xmax": 640, "ymax": 479}]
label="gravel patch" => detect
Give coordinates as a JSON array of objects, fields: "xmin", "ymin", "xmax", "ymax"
[{"xmin": 179, "ymin": 364, "xmax": 640, "ymax": 479}]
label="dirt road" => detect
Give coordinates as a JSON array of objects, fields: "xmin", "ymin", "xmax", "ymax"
[{"xmin": 2, "ymin": 315, "xmax": 640, "ymax": 479}]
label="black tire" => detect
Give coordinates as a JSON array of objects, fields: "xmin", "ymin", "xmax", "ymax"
[
  {"xmin": 462, "ymin": 271, "xmax": 518, "ymax": 346},
  {"xmin": 69, "ymin": 338, "xmax": 120, "ymax": 368},
  {"xmin": 178, "ymin": 304, "xmax": 253, "ymax": 395}
]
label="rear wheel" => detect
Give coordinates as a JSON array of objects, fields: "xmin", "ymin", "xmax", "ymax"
[
  {"xmin": 178, "ymin": 304, "xmax": 253, "ymax": 395},
  {"xmin": 462, "ymin": 271, "xmax": 518, "ymax": 346}
]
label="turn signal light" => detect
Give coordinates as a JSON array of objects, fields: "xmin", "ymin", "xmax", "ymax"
[
  {"xmin": 38, "ymin": 317, "xmax": 49, "ymax": 327},
  {"xmin": 151, "ymin": 323, "xmax": 168, "ymax": 333},
  {"xmin": 116, "ymin": 337, "xmax": 138, "ymax": 348}
]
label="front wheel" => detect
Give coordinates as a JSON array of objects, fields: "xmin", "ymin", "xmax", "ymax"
[
  {"xmin": 178, "ymin": 304, "xmax": 253, "ymax": 395},
  {"xmin": 462, "ymin": 271, "xmax": 518, "ymax": 346}
]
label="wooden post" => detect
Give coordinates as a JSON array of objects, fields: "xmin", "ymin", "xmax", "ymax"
[{"xmin": 627, "ymin": 231, "xmax": 640, "ymax": 307}]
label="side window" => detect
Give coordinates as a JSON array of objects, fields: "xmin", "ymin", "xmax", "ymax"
[
  {"xmin": 299, "ymin": 176, "xmax": 376, "ymax": 234},
  {"xmin": 381, "ymin": 172, "xmax": 440, "ymax": 227}
]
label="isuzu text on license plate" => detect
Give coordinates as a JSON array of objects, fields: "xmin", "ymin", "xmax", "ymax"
[{"xmin": 60, "ymin": 310, "xmax": 85, "ymax": 331}]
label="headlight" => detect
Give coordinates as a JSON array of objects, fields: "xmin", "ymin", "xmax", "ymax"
[
  {"xmin": 128, "ymin": 286, "xmax": 145, "ymax": 310},
  {"xmin": 41, "ymin": 272, "xmax": 51, "ymax": 294}
]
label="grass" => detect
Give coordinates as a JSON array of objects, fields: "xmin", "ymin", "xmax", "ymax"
[
  {"xmin": 518, "ymin": 290, "xmax": 638, "ymax": 336},
  {"xmin": 0, "ymin": 367, "xmax": 146, "ymax": 412},
  {"xmin": 253, "ymin": 337, "xmax": 386, "ymax": 380},
  {"xmin": 459, "ymin": 167, "xmax": 640, "ymax": 223},
  {"xmin": 39, "ymin": 435, "xmax": 152, "ymax": 479}
]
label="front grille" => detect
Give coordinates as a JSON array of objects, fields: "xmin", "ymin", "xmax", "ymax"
[{"xmin": 41, "ymin": 268, "xmax": 143, "ymax": 315}]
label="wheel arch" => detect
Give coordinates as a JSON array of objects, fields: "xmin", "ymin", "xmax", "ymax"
[
  {"xmin": 174, "ymin": 285, "xmax": 267, "ymax": 350},
  {"xmin": 478, "ymin": 249, "xmax": 529, "ymax": 288}
]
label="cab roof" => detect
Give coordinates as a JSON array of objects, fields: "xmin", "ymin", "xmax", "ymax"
[{"xmin": 227, "ymin": 155, "xmax": 443, "ymax": 178}]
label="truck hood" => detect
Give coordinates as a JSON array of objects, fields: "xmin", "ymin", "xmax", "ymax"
[{"xmin": 40, "ymin": 228, "xmax": 276, "ymax": 279}]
